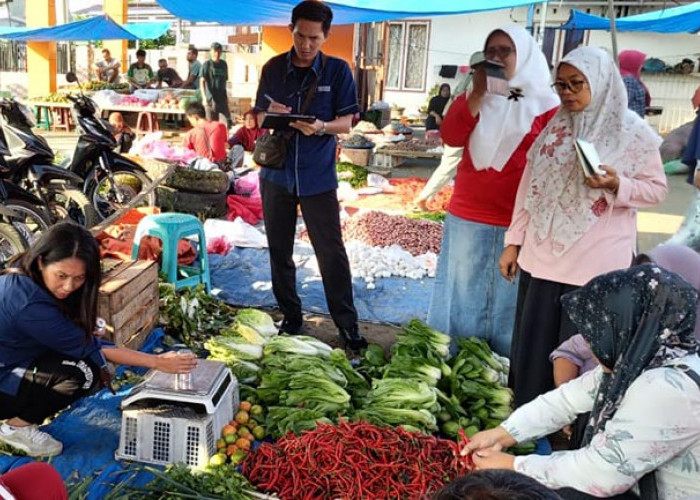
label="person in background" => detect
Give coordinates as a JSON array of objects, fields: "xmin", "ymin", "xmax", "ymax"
[
  {"xmin": 126, "ymin": 49, "xmax": 154, "ymax": 91},
  {"xmin": 434, "ymin": 470, "xmax": 562, "ymax": 500},
  {"xmin": 108, "ymin": 112, "xmax": 135, "ymax": 154},
  {"xmin": 253, "ymin": 0, "xmax": 367, "ymax": 349},
  {"xmin": 200, "ymin": 42, "xmax": 231, "ymax": 125},
  {"xmin": 0, "ymin": 462, "xmax": 67, "ymax": 500},
  {"xmin": 182, "ymin": 47, "xmax": 202, "ymax": 90},
  {"xmin": 183, "ymin": 102, "xmax": 227, "ymax": 163},
  {"xmin": 618, "ymin": 50, "xmax": 650, "ymax": 118},
  {"xmin": 0, "ymin": 223, "xmax": 196, "ymax": 457},
  {"xmin": 414, "ymin": 52, "xmax": 483, "ymax": 211},
  {"xmin": 227, "ymin": 110, "xmax": 267, "ymax": 168},
  {"xmin": 501, "ymin": 46, "xmax": 666, "ymax": 409},
  {"xmin": 427, "ymin": 25, "xmax": 559, "ymax": 357},
  {"xmin": 425, "ymin": 83, "xmax": 451, "ymax": 131},
  {"xmin": 155, "ymin": 58, "xmax": 183, "ymax": 89},
  {"xmin": 464, "ymin": 265, "xmax": 700, "ymax": 500},
  {"xmin": 94, "ymin": 48, "xmax": 120, "ymax": 84}
]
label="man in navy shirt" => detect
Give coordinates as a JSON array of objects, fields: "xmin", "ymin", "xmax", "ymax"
[{"xmin": 254, "ymin": 0, "xmax": 367, "ymax": 350}]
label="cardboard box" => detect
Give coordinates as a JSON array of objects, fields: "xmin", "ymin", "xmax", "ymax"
[
  {"xmin": 98, "ymin": 259, "xmax": 159, "ymax": 350},
  {"xmin": 339, "ymin": 147, "xmax": 373, "ymax": 166}
]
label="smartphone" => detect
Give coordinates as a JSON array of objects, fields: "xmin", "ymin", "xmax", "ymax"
[{"xmin": 472, "ymin": 59, "xmax": 509, "ymax": 97}]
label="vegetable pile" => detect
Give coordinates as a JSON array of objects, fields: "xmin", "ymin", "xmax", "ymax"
[
  {"xmin": 445, "ymin": 338, "xmax": 513, "ymax": 436},
  {"xmin": 389, "ymin": 177, "xmax": 454, "ymax": 212},
  {"xmin": 343, "ymin": 210, "xmax": 443, "ymax": 256},
  {"xmin": 243, "ymin": 421, "xmax": 472, "ymax": 499},
  {"xmin": 346, "ymin": 240, "xmax": 437, "ymax": 288},
  {"xmin": 257, "ymin": 336, "xmax": 369, "ymax": 438},
  {"xmin": 336, "ymin": 161, "xmax": 369, "ymax": 189},
  {"xmin": 211, "ymin": 400, "xmax": 266, "ymax": 467}
]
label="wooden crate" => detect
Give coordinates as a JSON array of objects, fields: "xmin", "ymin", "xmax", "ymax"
[
  {"xmin": 339, "ymin": 147, "xmax": 373, "ymax": 167},
  {"xmin": 98, "ymin": 259, "xmax": 160, "ymax": 350}
]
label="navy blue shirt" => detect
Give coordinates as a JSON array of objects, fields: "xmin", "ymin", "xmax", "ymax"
[
  {"xmin": 254, "ymin": 49, "xmax": 359, "ymax": 196},
  {"xmin": 0, "ymin": 274, "xmax": 105, "ymax": 396}
]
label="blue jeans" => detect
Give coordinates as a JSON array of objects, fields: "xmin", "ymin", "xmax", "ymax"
[{"xmin": 427, "ymin": 214, "xmax": 517, "ymax": 356}]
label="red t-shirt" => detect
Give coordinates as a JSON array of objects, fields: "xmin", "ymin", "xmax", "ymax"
[
  {"xmin": 183, "ymin": 121, "xmax": 228, "ymax": 162},
  {"xmin": 441, "ymin": 94, "xmax": 558, "ymax": 227}
]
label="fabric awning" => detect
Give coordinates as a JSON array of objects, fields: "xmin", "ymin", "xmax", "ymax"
[
  {"xmin": 560, "ymin": 3, "xmax": 700, "ymax": 33},
  {"xmin": 156, "ymin": 0, "xmax": 540, "ymax": 25},
  {"xmin": 0, "ymin": 16, "xmax": 171, "ymax": 41}
]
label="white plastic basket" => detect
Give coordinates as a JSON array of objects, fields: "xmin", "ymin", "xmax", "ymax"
[{"xmin": 115, "ymin": 362, "xmax": 237, "ymax": 468}]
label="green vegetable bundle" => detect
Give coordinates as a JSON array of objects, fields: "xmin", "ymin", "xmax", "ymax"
[{"xmin": 449, "ymin": 338, "xmax": 514, "ymax": 432}]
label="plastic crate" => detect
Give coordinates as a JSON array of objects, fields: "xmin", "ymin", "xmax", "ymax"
[{"xmin": 115, "ymin": 361, "xmax": 237, "ymax": 468}]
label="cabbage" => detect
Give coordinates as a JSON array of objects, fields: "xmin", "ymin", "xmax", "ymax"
[{"xmin": 235, "ymin": 309, "xmax": 278, "ymax": 338}]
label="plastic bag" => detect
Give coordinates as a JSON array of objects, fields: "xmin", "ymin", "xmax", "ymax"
[{"xmin": 203, "ymin": 217, "xmax": 268, "ymax": 249}]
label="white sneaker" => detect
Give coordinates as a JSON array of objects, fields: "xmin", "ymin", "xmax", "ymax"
[{"xmin": 0, "ymin": 424, "xmax": 63, "ymax": 457}]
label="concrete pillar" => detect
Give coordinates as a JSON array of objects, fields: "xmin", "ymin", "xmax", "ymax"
[
  {"xmin": 26, "ymin": 0, "xmax": 57, "ymax": 97},
  {"xmin": 103, "ymin": 0, "xmax": 128, "ymax": 71}
]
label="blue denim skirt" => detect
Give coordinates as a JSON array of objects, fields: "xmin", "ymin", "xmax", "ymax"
[{"xmin": 427, "ymin": 213, "xmax": 517, "ymax": 356}]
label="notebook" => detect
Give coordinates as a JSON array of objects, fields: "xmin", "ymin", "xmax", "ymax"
[{"xmin": 574, "ymin": 138, "xmax": 605, "ymax": 178}]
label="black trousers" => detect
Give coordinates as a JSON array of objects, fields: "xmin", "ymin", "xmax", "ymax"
[
  {"xmin": 261, "ymin": 179, "xmax": 358, "ymax": 329},
  {"xmin": 206, "ymin": 97, "xmax": 231, "ymax": 126},
  {"xmin": 509, "ymin": 271, "xmax": 579, "ymax": 408},
  {"xmin": 0, "ymin": 352, "xmax": 100, "ymax": 424}
]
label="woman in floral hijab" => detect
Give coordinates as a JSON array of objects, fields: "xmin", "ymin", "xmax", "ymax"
[
  {"xmin": 503, "ymin": 46, "xmax": 667, "ymax": 408},
  {"xmin": 463, "ymin": 265, "xmax": 700, "ymax": 499}
]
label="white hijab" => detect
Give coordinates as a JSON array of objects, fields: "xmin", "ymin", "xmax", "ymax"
[
  {"xmin": 469, "ymin": 24, "xmax": 559, "ymax": 171},
  {"xmin": 524, "ymin": 46, "xmax": 662, "ymax": 256}
]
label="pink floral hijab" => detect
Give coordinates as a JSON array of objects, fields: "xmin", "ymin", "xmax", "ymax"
[{"xmin": 523, "ymin": 47, "xmax": 661, "ymax": 256}]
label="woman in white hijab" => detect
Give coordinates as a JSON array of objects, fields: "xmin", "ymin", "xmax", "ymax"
[
  {"xmin": 428, "ymin": 25, "xmax": 559, "ymax": 357},
  {"xmin": 502, "ymin": 46, "xmax": 667, "ymax": 408}
]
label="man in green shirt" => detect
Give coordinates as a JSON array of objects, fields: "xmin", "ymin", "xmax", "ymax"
[
  {"xmin": 126, "ymin": 49, "xmax": 154, "ymax": 91},
  {"xmin": 199, "ymin": 42, "xmax": 231, "ymax": 125},
  {"xmin": 182, "ymin": 47, "xmax": 202, "ymax": 90}
]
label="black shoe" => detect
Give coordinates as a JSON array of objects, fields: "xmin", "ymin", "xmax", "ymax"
[
  {"xmin": 338, "ymin": 325, "xmax": 368, "ymax": 351},
  {"xmin": 277, "ymin": 317, "xmax": 303, "ymax": 335}
]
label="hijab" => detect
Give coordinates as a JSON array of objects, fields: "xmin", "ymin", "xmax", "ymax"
[
  {"xmin": 619, "ymin": 49, "xmax": 651, "ymax": 107},
  {"xmin": 619, "ymin": 50, "xmax": 646, "ymax": 78},
  {"xmin": 561, "ymin": 265, "xmax": 699, "ymax": 444},
  {"xmin": 468, "ymin": 25, "xmax": 559, "ymax": 172},
  {"xmin": 429, "ymin": 84, "xmax": 451, "ymax": 116},
  {"xmin": 524, "ymin": 47, "xmax": 661, "ymax": 256},
  {"xmin": 643, "ymin": 244, "xmax": 700, "ymax": 339}
]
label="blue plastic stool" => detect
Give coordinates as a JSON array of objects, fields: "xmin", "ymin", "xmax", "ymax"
[{"xmin": 131, "ymin": 213, "xmax": 211, "ymax": 293}]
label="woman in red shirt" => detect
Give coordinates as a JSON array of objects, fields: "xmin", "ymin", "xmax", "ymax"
[
  {"xmin": 228, "ymin": 110, "xmax": 267, "ymax": 168},
  {"xmin": 428, "ymin": 25, "xmax": 559, "ymax": 357}
]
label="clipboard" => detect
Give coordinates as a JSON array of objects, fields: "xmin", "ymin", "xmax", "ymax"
[{"xmin": 260, "ymin": 113, "xmax": 316, "ymax": 130}]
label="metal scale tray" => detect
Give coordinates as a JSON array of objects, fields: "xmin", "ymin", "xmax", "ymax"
[{"xmin": 121, "ymin": 359, "xmax": 235, "ymax": 414}]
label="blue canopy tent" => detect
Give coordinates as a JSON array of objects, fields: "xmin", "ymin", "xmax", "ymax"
[
  {"xmin": 156, "ymin": 0, "xmax": 539, "ymax": 25},
  {"xmin": 0, "ymin": 15, "xmax": 171, "ymax": 41},
  {"xmin": 560, "ymin": 2, "xmax": 700, "ymax": 33}
]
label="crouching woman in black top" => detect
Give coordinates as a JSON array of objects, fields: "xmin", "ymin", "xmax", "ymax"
[{"xmin": 0, "ymin": 222, "xmax": 197, "ymax": 457}]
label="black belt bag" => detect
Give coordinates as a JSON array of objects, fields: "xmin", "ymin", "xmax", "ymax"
[{"xmin": 253, "ymin": 54, "xmax": 327, "ymax": 169}]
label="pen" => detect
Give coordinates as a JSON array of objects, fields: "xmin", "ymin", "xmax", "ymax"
[{"xmin": 264, "ymin": 94, "xmax": 275, "ymax": 104}]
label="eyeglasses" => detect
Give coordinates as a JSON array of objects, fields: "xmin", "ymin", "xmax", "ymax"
[
  {"xmin": 552, "ymin": 80, "xmax": 588, "ymax": 94},
  {"xmin": 484, "ymin": 46, "xmax": 515, "ymax": 60}
]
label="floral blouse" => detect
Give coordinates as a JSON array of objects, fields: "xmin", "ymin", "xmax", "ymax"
[{"xmin": 502, "ymin": 356, "xmax": 700, "ymax": 499}]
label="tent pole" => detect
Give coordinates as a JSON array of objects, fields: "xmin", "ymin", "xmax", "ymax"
[
  {"xmin": 607, "ymin": 0, "xmax": 619, "ymax": 64},
  {"xmin": 538, "ymin": 1, "xmax": 548, "ymax": 48}
]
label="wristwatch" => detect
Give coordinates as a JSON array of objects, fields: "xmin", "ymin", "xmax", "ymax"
[{"xmin": 315, "ymin": 121, "xmax": 327, "ymax": 136}]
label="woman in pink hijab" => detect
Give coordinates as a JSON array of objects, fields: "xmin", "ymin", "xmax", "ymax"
[{"xmin": 619, "ymin": 49, "xmax": 651, "ymax": 118}]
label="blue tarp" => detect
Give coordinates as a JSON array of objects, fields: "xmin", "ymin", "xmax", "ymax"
[
  {"xmin": 0, "ymin": 16, "xmax": 171, "ymax": 41},
  {"xmin": 156, "ymin": 0, "xmax": 539, "ymax": 25},
  {"xmin": 560, "ymin": 3, "xmax": 700, "ymax": 33},
  {"xmin": 209, "ymin": 245, "xmax": 432, "ymax": 325}
]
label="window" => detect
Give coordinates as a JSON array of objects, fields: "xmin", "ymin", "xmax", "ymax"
[{"xmin": 385, "ymin": 21, "xmax": 429, "ymax": 91}]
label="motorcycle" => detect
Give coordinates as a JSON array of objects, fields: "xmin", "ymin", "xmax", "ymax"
[
  {"xmin": 0, "ymin": 129, "xmax": 45, "ymax": 263},
  {"xmin": 64, "ymin": 71, "xmax": 155, "ymax": 219},
  {"xmin": 0, "ymin": 98, "xmax": 98, "ymax": 228}
]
